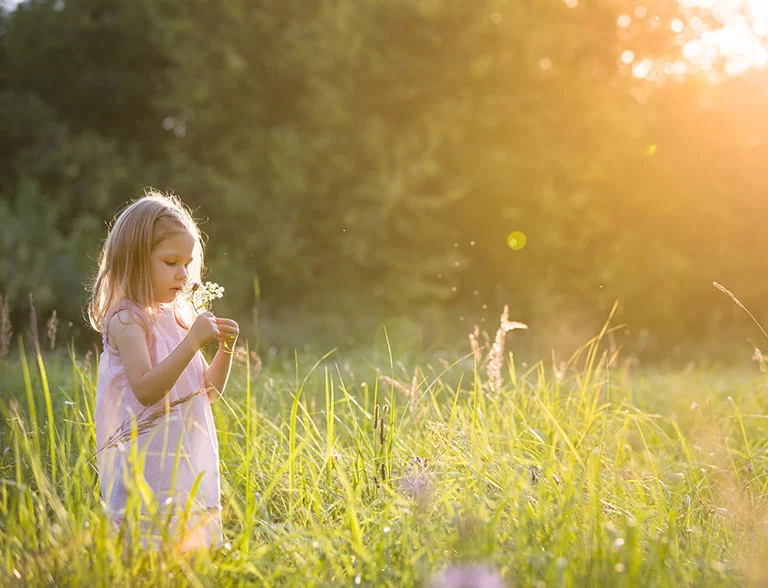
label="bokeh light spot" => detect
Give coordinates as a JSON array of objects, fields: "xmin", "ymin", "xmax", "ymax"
[{"xmin": 507, "ymin": 231, "xmax": 527, "ymax": 250}]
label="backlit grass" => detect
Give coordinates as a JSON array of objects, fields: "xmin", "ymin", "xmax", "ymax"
[{"xmin": 1, "ymin": 317, "xmax": 767, "ymax": 586}]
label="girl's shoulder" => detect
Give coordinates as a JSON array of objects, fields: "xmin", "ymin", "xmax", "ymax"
[
  {"xmin": 103, "ymin": 300, "xmax": 153, "ymax": 353},
  {"xmin": 106, "ymin": 299, "xmax": 146, "ymax": 327}
]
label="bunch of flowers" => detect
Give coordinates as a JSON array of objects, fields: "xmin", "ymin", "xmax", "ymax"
[
  {"xmin": 180, "ymin": 281, "xmax": 234, "ymax": 354},
  {"xmin": 181, "ymin": 281, "xmax": 225, "ymax": 313}
]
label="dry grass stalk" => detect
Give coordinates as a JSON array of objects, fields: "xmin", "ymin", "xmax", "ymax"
[
  {"xmin": 83, "ymin": 350, "xmax": 93, "ymax": 375},
  {"xmin": 250, "ymin": 350, "xmax": 263, "ymax": 378},
  {"xmin": 0, "ymin": 293, "xmax": 12, "ymax": 358},
  {"xmin": 468, "ymin": 326, "xmax": 484, "ymax": 367},
  {"xmin": 28, "ymin": 293, "xmax": 39, "ymax": 352},
  {"xmin": 93, "ymin": 388, "xmax": 211, "ymax": 457},
  {"xmin": 378, "ymin": 374, "xmax": 411, "ymax": 398},
  {"xmin": 378, "ymin": 367, "xmax": 422, "ymax": 410},
  {"xmin": 751, "ymin": 345, "xmax": 766, "ymax": 374},
  {"xmin": 714, "ymin": 281, "xmax": 768, "ymax": 341},
  {"xmin": 468, "ymin": 326, "xmax": 494, "ymax": 370},
  {"xmin": 485, "ymin": 305, "xmax": 527, "ymax": 396},
  {"xmin": 232, "ymin": 346, "xmax": 263, "ymax": 379},
  {"xmin": 46, "ymin": 310, "xmax": 59, "ymax": 351}
]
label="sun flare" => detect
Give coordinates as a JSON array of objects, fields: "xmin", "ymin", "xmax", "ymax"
[
  {"xmin": 677, "ymin": 0, "xmax": 768, "ymax": 75},
  {"xmin": 616, "ymin": 0, "xmax": 768, "ymax": 81}
]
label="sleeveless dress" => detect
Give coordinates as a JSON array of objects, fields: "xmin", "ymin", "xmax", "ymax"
[{"xmin": 94, "ymin": 300, "xmax": 222, "ymax": 550}]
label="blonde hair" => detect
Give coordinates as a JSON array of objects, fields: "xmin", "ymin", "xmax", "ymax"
[{"xmin": 87, "ymin": 189, "xmax": 205, "ymax": 333}]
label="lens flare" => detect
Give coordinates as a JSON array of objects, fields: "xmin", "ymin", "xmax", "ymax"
[{"xmin": 507, "ymin": 231, "xmax": 527, "ymax": 250}]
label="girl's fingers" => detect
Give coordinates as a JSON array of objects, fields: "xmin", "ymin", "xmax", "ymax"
[{"xmin": 212, "ymin": 317, "xmax": 238, "ymax": 341}]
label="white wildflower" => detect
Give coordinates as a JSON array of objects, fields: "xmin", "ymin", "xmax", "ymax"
[{"xmin": 182, "ymin": 281, "xmax": 225, "ymax": 312}]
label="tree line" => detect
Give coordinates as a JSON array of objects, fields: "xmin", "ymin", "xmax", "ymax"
[{"xmin": 1, "ymin": 0, "xmax": 767, "ymax": 356}]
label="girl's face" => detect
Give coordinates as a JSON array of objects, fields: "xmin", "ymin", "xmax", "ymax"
[{"xmin": 149, "ymin": 230, "xmax": 197, "ymax": 304}]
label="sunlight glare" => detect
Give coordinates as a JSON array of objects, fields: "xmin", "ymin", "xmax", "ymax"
[{"xmin": 676, "ymin": 0, "xmax": 768, "ymax": 75}]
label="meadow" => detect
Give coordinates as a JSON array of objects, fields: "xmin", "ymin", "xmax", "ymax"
[{"xmin": 1, "ymin": 308, "xmax": 768, "ymax": 587}]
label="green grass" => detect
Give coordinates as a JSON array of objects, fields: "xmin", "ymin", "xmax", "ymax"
[{"xmin": 1, "ymin": 325, "xmax": 768, "ymax": 587}]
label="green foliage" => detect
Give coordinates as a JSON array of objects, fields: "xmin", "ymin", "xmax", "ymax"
[
  {"xmin": 146, "ymin": 0, "xmax": 480, "ymax": 311},
  {"xmin": 0, "ymin": 90, "xmax": 147, "ymax": 322},
  {"xmin": 3, "ymin": 0, "xmax": 168, "ymax": 148},
  {"xmin": 1, "ymin": 0, "xmax": 768, "ymax": 352}
]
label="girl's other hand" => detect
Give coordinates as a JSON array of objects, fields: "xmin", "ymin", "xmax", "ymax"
[
  {"xmin": 188, "ymin": 311, "xmax": 220, "ymax": 349},
  {"xmin": 215, "ymin": 317, "xmax": 239, "ymax": 349}
]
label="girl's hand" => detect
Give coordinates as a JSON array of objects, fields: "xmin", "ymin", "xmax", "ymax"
[
  {"xmin": 188, "ymin": 311, "xmax": 220, "ymax": 349},
  {"xmin": 215, "ymin": 317, "xmax": 239, "ymax": 350}
]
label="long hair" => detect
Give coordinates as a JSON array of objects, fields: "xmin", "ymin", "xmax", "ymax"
[{"xmin": 87, "ymin": 189, "xmax": 205, "ymax": 333}]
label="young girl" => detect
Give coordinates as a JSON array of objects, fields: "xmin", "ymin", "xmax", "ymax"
[{"xmin": 88, "ymin": 190, "xmax": 239, "ymax": 551}]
